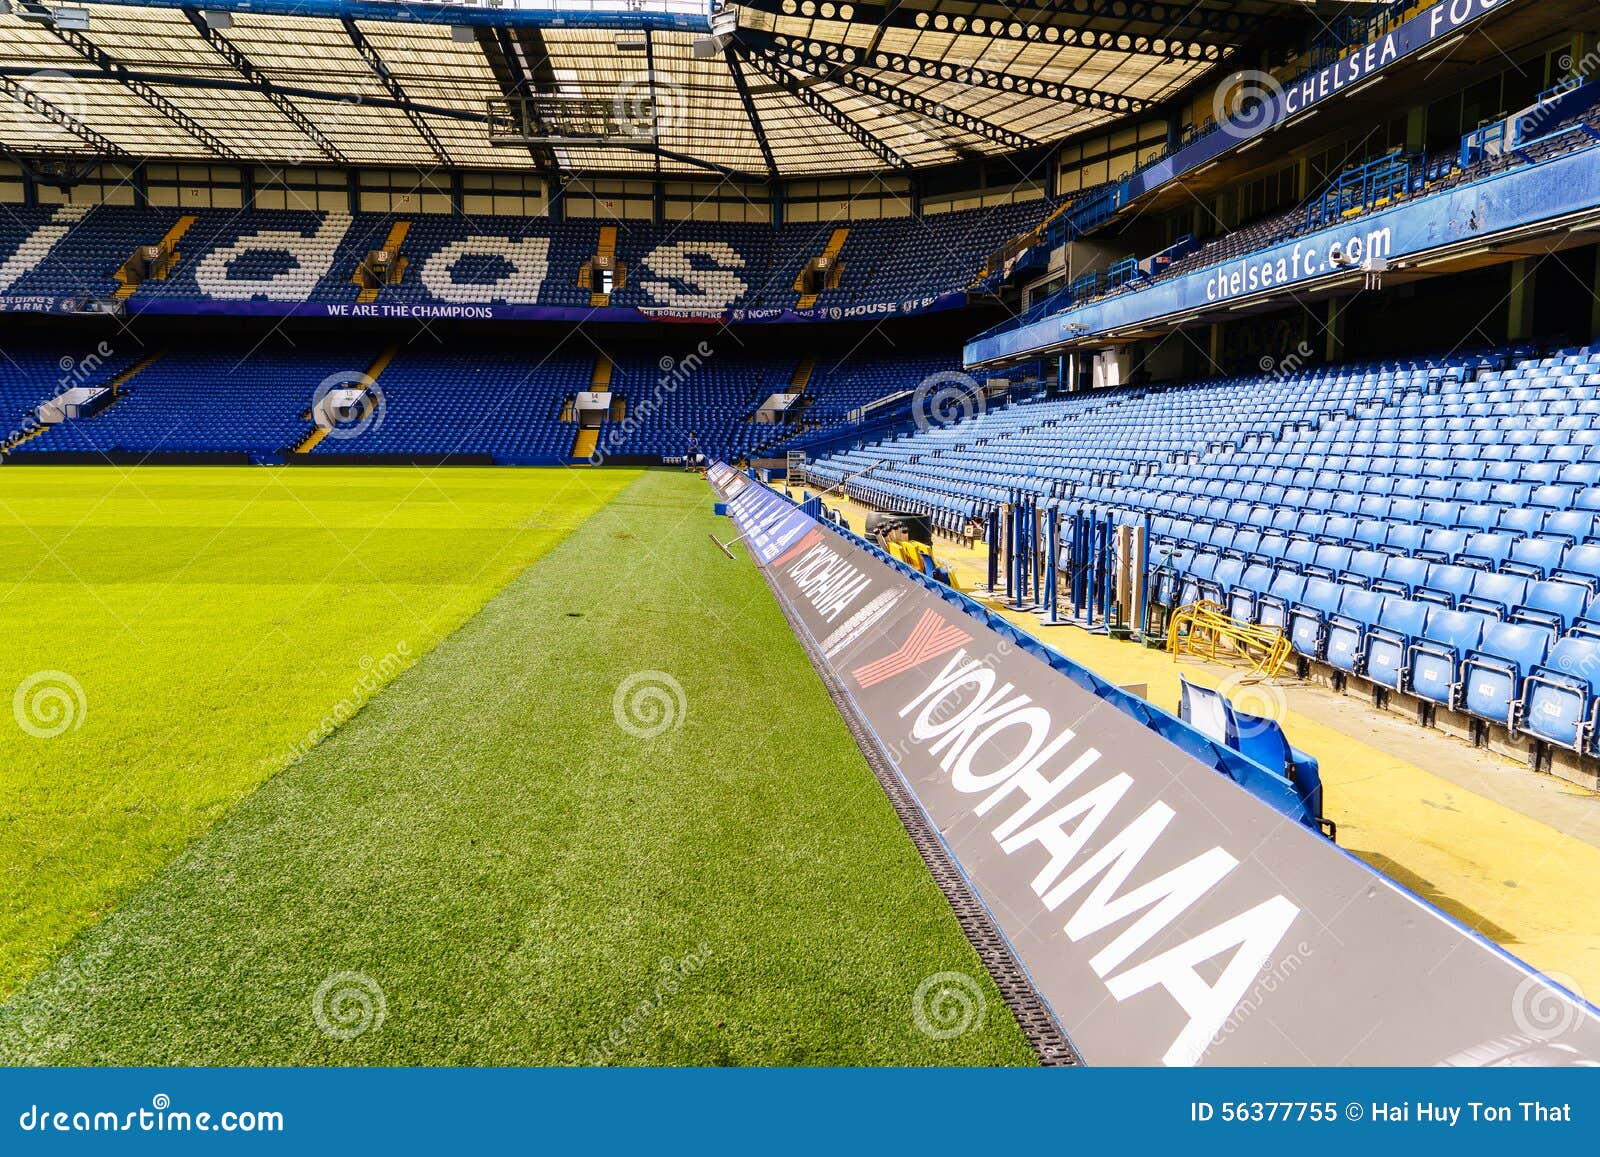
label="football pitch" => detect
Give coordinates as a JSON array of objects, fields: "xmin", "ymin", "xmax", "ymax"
[{"xmin": 0, "ymin": 466, "xmax": 1030, "ymax": 1066}]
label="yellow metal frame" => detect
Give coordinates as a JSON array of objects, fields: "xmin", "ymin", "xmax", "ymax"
[{"xmin": 1167, "ymin": 600, "xmax": 1293, "ymax": 681}]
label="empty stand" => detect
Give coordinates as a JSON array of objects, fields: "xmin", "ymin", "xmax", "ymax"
[{"xmin": 811, "ymin": 344, "xmax": 1600, "ymax": 777}]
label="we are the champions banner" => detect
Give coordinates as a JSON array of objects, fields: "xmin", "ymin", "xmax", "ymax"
[{"xmin": 709, "ymin": 465, "xmax": 1600, "ymax": 1066}]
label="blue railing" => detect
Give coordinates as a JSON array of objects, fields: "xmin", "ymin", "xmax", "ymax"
[
  {"xmin": 1305, "ymin": 153, "xmax": 1418, "ymax": 231},
  {"xmin": 750, "ymin": 471, "xmax": 1316, "ymax": 830}
]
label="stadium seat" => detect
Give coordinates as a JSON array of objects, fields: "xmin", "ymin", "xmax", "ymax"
[
  {"xmin": 1522, "ymin": 637, "xmax": 1600, "ymax": 750},
  {"xmin": 1407, "ymin": 607, "xmax": 1485, "ymax": 706},
  {"xmin": 1461, "ymin": 621, "xmax": 1551, "ymax": 726}
]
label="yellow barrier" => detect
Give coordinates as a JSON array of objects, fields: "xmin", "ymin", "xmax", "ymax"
[{"xmin": 1167, "ymin": 600, "xmax": 1293, "ymax": 681}]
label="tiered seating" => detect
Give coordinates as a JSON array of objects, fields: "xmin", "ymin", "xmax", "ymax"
[
  {"xmin": 813, "ymin": 345, "xmax": 1600, "ymax": 755},
  {"xmin": 987, "ymin": 105, "xmax": 1600, "ymax": 341},
  {"xmin": 0, "ymin": 344, "xmax": 143, "ymax": 443},
  {"xmin": 0, "ymin": 204, "xmax": 1051, "ymax": 317},
  {"xmin": 311, "ymin": 350, "xmax": 591, "ymax": 462},
  {"xmin": 16, "ymin": 343, "xmax": 380, "ymax": 458},
  {"xmin": 601, "ymin": 349, "xmax": 786, "ymax": 461},
  {"xmin": 765, "ymin": 351, "xmax": 961, "ymax": 456}
]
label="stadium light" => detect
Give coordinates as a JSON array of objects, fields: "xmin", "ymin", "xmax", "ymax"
[
  {"xmin": 693, "ymin": 34, "xmax": 728, "ymax": 59},
  {"xmin": 200, "ymin": 8, "xmax": 232, "ymax": 30},
  {"xmin": 53, "ymin": 3, "xmax": 88, "ymax": 29}
]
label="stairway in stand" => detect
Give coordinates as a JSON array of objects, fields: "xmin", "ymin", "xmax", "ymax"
[{"xmin": 293, "ymin": 346, "xmax": 399, "ymax": 453}]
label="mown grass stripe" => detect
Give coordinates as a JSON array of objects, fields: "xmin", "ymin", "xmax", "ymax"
[{"xmin": 0, "ymin": 470, "xmax": 1033, "ymax": 1066}]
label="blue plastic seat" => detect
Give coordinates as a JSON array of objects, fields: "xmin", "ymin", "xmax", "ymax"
[
  {"xmin": 1373, "ymin": 554, "xmax": 1430, "ymax": 597},
  {"xmin": 1407, "ymin": 607, "xmax": 1485, "ymax": 705},
  {"xmin": 1543, "ymin": 510, "xmax": 1596, "ymax": 542},
  {"xmin": 1288, "ymin": 578, "xmax": 1345, "ymax": 658},
  {"xmin": 1353, "ymin": 519, "xmax": 1390, "ymax": 550},
  {"xmin": 1362, "ymin": 597, "xmax": 1430, "ymax": 689},
  {"xmin": 1208, "ymin": 556, "xmax": 1245, "ymax": 602},
  {"xmin": 1456, "ymin": 504, "xmax": 1500, "ymax": 533},
  {"xmin": 1325, "ymin": 587, "xmax": 1387, "ymax": 672},
  {"xmin": 1227, "ymin": 561, "xmax": 1274, "ymax": 622},
  {"xmin": 1457, "ymin": 571, "xmax": 1528, "ymax": 618},
  {"xmin": 1417, "ymin": 526, "xmax": 1466, "ymax": 562},
  {"xmin": 1385, "ymin": 523, "xmax": 1426, "ymax": 554},
  {"xmin": 1344, "ymin": 548, "xmax": 1389, "ymax": 587},
  {"xmin": 1231, "ymin": 709, "xmax": 1325, "ymax": 829},
  {"xmin": 1177, "ymin": 551, "xmax": 1220, "ymax": 606},
  {"xmin": 1257, "ymin": 570, "xmax": 1306, "ymax": 630},
  {"xmin": 1522, "ymin": 636, "xmax": 1600, "ymax": 750},
  {"xmin": 1498, "ymin": 507, "xmax": 1545, "ymax": 537},
  {"xmin": 1462, "ymin": 621, "xmax": 1551, "ymax": 726},
  {"xmin": 1557, "ymin": 543, "xmax": 1600, "ymax": 588},
  {"xmin": 1458, "ymin": 530, "xmax": 1514, "ymax": 570},
  {"xmin": 1505, "ymin": 536, "xmax": 1567, "ymax": 579},
  {"xmin": 1511, "ymin": 579, "xmax": 1591, "ymax": 634}
]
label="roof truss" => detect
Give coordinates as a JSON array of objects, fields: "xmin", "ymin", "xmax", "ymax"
[
  {"xmin": 735, "ymin": 0, "xmax": 1232, "ymax": 63},
  {"xmin": 342, "ymin": 18, "xmax": 451, "ymax": 168},
  {"xmin": 725, "ymin": 45, "xmax": 778, "ymax": 180},
  {"xmin": 0, "ymin": 73, "xmax": 129, "ymax": 159},
  {"xmin": 738, "ymin": 49, "xmax": 912, "ymax": 172},
  {"xmin": 742, "ymin": 30, "xmax": 1159, "ymax": 117},
  {"xmin": 753, "ymin": 44, "xmax": 1041, "ymax": 151},
  {"xmin": 180, "ymin": 6, "xmax": 348, "ymax": 165}
]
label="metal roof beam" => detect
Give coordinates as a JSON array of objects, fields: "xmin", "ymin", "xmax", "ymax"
[
  {"xmin": 181, "ymin": 6, "xmax": 348, "ymax": 165},
  {"xmin": 978, "ymin": 0, "xmax": 1251, "ymax": 37},
  {"xmin": 44, "ymin": 25, "xmax": 244, "ymax": 162},
  {"xmin": 0, "ymin": 74, "xmax": 130, "ymax": 159},
  {"xmin": 725, "ymin": 46, "xmax": 777, "ymax": 181},
  {"xmin": 342, "ymin": 17, "xmax": 451, "ymax": 167},
  {"xmin": 735, "ymin": 1, "xmax": 1234, "ymax": 61},
  {"xmin": 738, "ymin": 49, "xmax": 913, "ymax": 173},
  {"xmin": 741, "ymin": 30, "xmax": 1157, "ymax": 116},
  {"xmin": 35, "ymin": 0, "xmax": 713, "ymax": 32},
  {"xmin": 760, "ymin": 45, "xmax": 1041, "ymax": 151},
  {"xmin": 0, "ymin": 65, "xmax": 481, "ymax": 126}
]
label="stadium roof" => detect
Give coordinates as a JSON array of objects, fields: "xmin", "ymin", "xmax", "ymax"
[{"xmin": 0, "ymin": 0, "xmax": 1302, "ymax": 180}]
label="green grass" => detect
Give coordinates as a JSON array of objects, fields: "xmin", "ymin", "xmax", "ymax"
[
  {"xmin": 0, "ymin": 465, "xmax": 639, "ymax": 999},
  {"xmin": 0, "ymin": 469, "xmax": 1033, "ymax": 1065}
]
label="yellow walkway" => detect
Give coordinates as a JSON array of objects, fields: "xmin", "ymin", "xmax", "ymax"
[
  {"xmin": 795, "ymin": 227, "xmax": 848, "ymax": 309},
  {"xmin": 803, "ymin": 488, "xmax": 1600, "ymax": 999},
  {"xmin": 353, "ymin": 220, "xmax": 410, "ymax": 303},
  {"xmin": 571, "ymin": 426, "xmax": 600, "ymax": 459}
]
